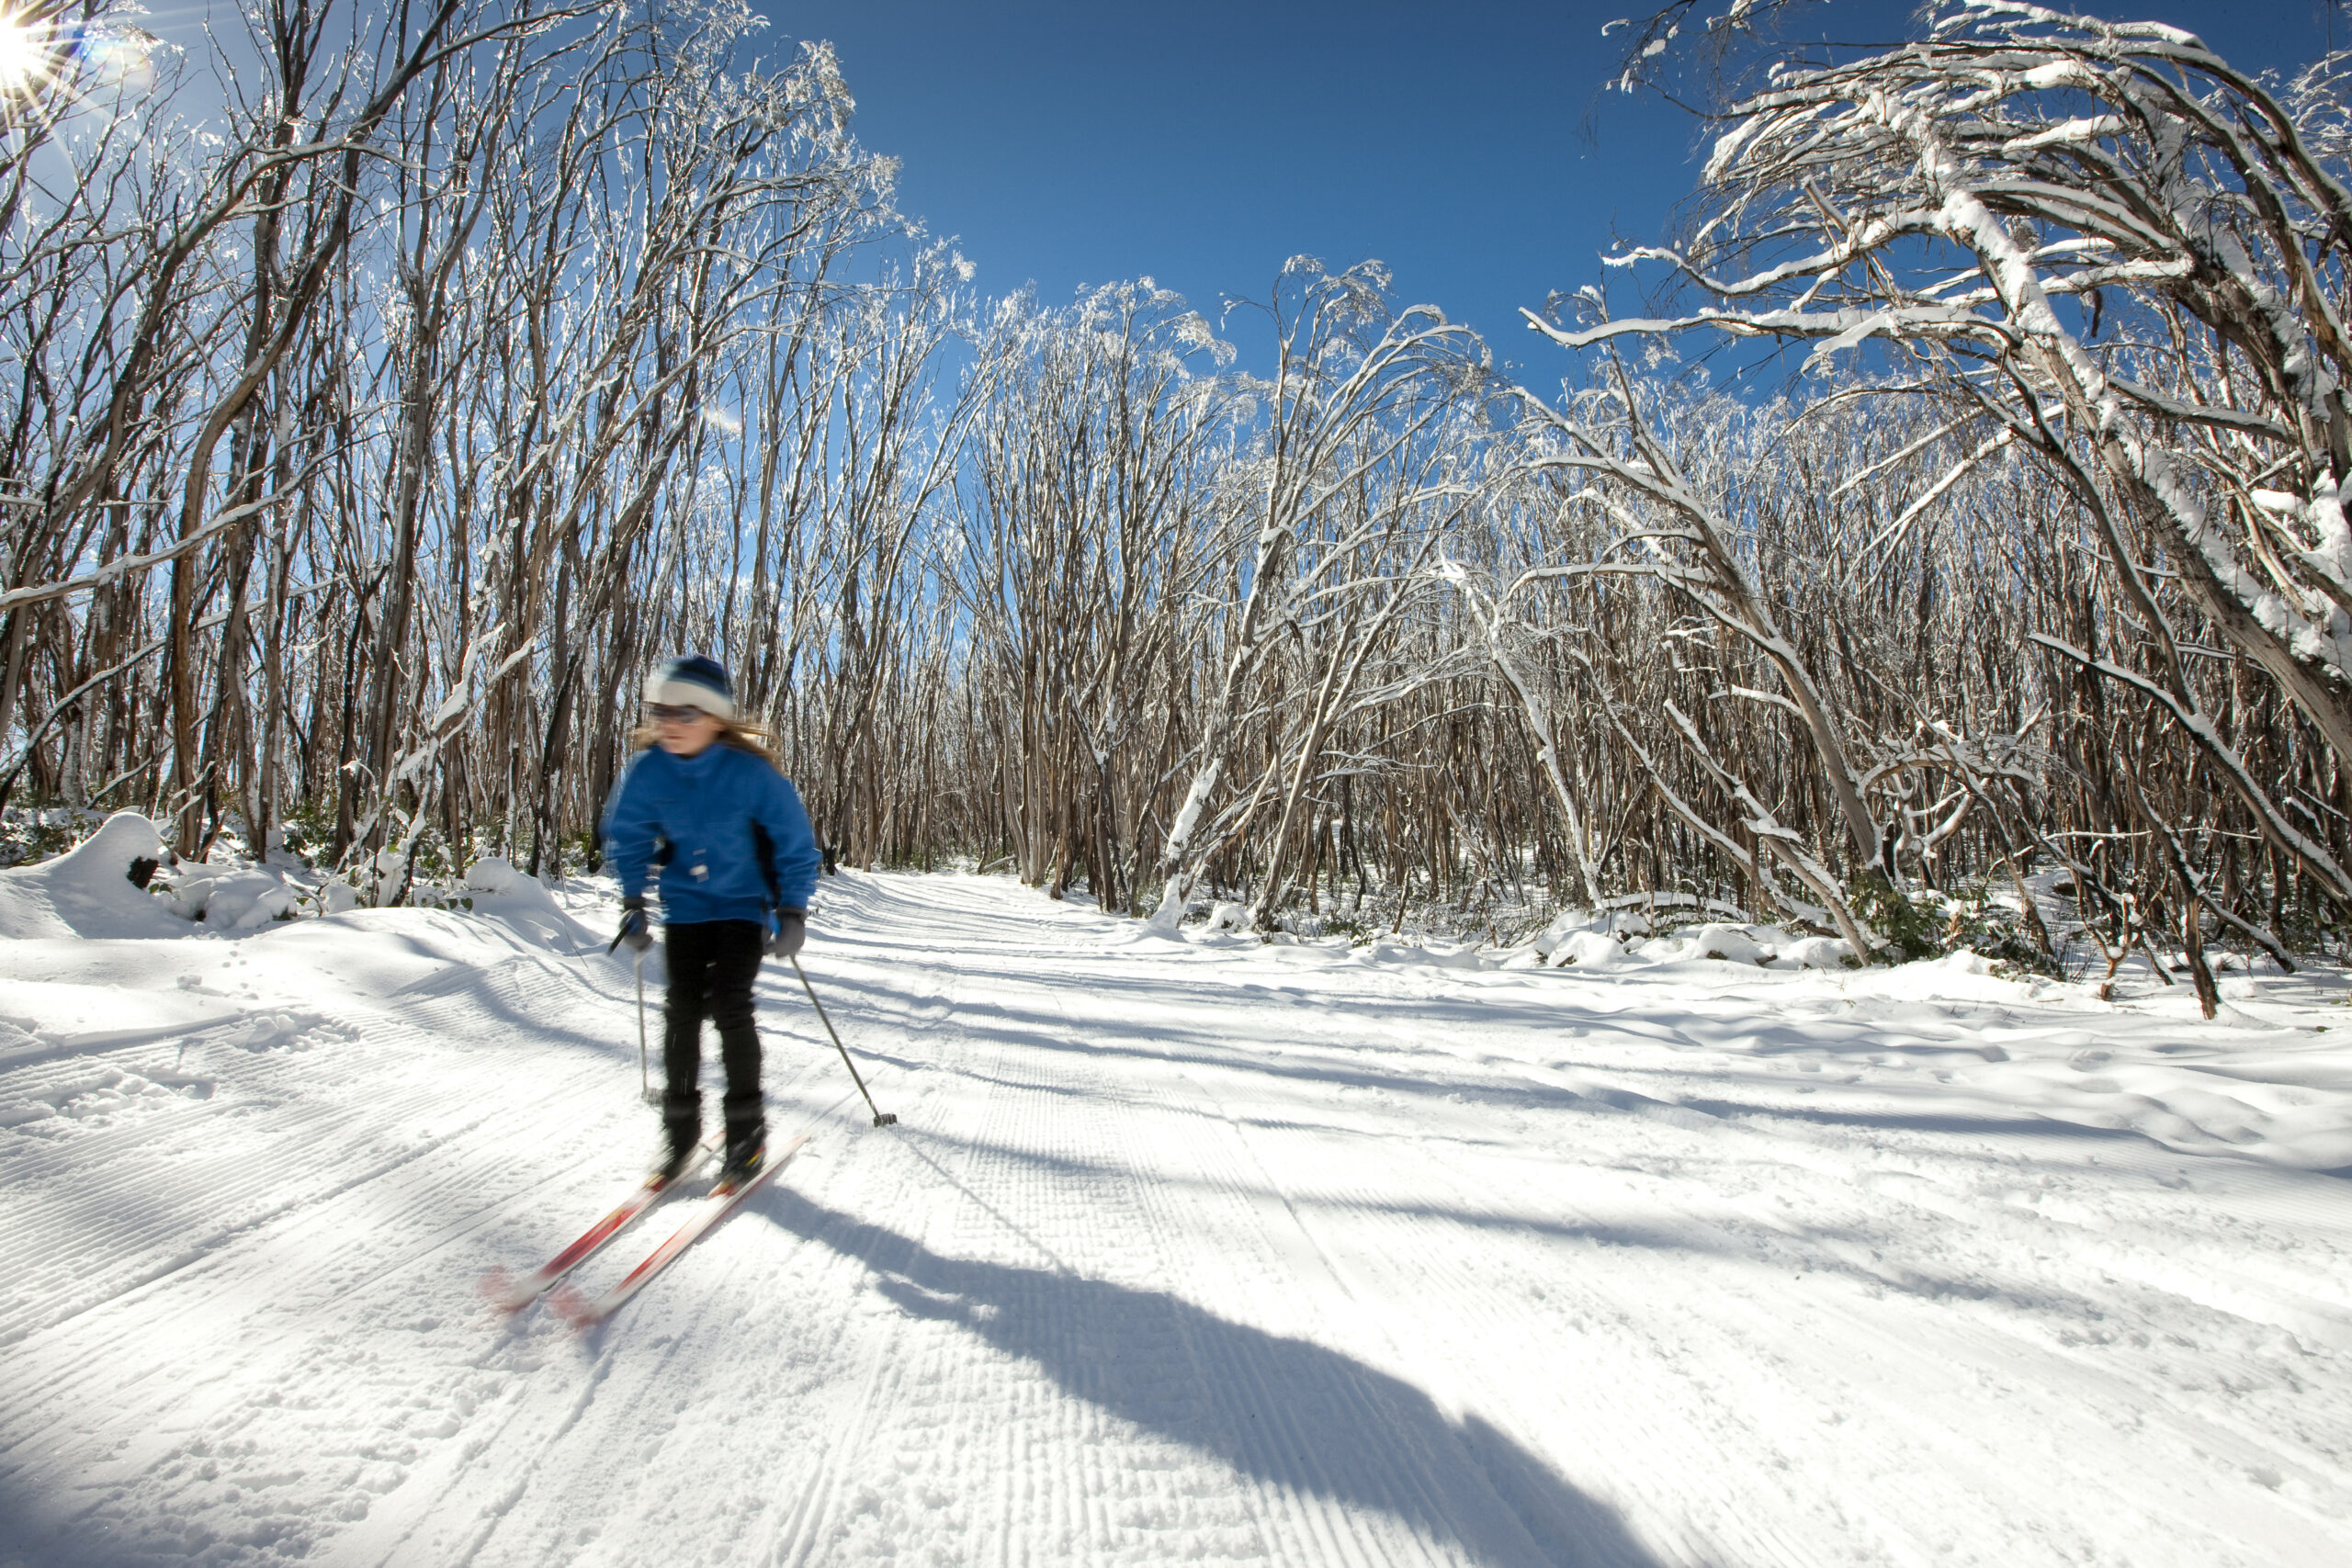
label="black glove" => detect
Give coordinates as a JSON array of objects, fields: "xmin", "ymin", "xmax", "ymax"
[
  {"xmin": 766, "ymin": 908, "xmax": 806, "ymax": 960},
  {"xmin": 611, "ymin": 896, "xmax": 653, "ymax": 954}
]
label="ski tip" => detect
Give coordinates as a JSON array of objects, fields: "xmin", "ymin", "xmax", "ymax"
[
  {"xmin": 547, "ymin": 1282, "xmax": 603, "ymax": 1332},
  {"xmin": 479, "ymin": 1268, "xmax": 530, "ymax": 1314}
]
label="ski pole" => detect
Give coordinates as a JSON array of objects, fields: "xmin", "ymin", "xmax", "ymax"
[
  {"xmin": 789, "ymin": 954, "xmax": 898, "ymax": 1127},
  {"xmin": 634, "ymin": 949, "xmax": 656, "ymax": 1105}
]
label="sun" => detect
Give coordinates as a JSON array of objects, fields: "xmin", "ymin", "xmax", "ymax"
[{"xmin": 0, "ymin": 11, "xmax": 54, "ymax": 95}]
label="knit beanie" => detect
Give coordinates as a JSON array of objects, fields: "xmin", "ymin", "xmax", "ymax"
[{"xmin": 642, "ymin": 655, "xmax": 736, "ymax": 720}]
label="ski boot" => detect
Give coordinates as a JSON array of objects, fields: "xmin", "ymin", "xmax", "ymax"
[
  {"xmin": 718, "ymin": 1121, "xmax": 766, "ymax": 1190},
  {"xmin": 656, "ymin": 1096, "xmax": 702, "ymax": 1186}
]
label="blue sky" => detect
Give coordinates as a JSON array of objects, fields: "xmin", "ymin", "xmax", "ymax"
[{"xmin": 759, "ymin": 0, "xmax": 2343, "ymax": 374}]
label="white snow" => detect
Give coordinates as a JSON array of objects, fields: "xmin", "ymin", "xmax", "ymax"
[
  {"xmin": 179, "ymin": 867, "xmax": 298, "ymax": 931},
  {"xmin": 0, "ymin": 811, "xmax": 182, "ymax": 941},
  {"xmin": 1551, "ymin": 930, "xmax": 1630, "ymax": 968},
  {"xmin": 2, "ymin": 844, "xmax": 2350, "ymax": 1566}
]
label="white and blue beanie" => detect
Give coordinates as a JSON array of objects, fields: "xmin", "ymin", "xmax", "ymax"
[{"xmin": 643, "ymin": 655, "xmax": 737, "ymax": 720}]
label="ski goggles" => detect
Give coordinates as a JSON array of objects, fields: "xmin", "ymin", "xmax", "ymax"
[{"xmin": 644, "ymin": 702, "xmax": 714, "ymax": 724}]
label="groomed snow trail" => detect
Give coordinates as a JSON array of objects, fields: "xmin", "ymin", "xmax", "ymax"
[{"xmin": 2, "ymin": 871, "xmax": 2349, "ymax": 1567}]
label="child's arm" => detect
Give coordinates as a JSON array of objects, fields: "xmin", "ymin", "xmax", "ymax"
[
  {"xmin": 601, "ymin": 756, "xmax": 665, "ymax": 903},
  {"xmin": 755, "ymin": 771, "xmax": 823, "ymax": 913}
]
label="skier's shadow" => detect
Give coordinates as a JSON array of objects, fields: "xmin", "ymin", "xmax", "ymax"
[{"xmin": 754, "ymin": 1184, "xmax": 1670, "ymax": 1568}]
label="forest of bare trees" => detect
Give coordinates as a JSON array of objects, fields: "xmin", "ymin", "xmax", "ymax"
[{"xmin": 6, "ymin": 0, "xmax": 2351, "ymax": 1014}]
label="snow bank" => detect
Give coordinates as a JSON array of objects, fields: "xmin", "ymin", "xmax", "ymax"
[
  {"xmin": 1775, "ymin": 935, "xmax": 1856, "ymax": 971},
  {"xmin": 5, "ymin": 866, "xmax": 2351, "ymax": 1567},
  {"xmin": 0, "ymin": 819, "xmax": 602, "ymax": 956},
  {"xmin": 0, "ymin": 813, "xmax": 187, "ymax": 940},
  {"xmin": 463, "ymin": 857, "xmax": 599, "ymax": 951},
  {"xmin": 464, "ymin": 856, "xmax": 526, "ymax": 895},
  {"xmin": 1202, "ymin": 900, "xmax": 1250, "ymax": 934},
  {"xmin": 1527, "ymin": 906, "xmax": 1593, "ymax": 959},
  {"xmin": 1690, "ymin": 922, "xmax": 1768, "ymax": 964},
  {"xmin": 1553, "ymin": 931, "xmax": 1629, "ymax": 968},
  {"xmin": 164, "ymin": 865, "xmax": 296, "ymax": 930},
  {"xmin": 1635, "ymin": 921, "xmax": 1775, "ymax": 965}
]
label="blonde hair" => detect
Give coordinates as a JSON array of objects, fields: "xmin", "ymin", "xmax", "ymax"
[{"xmin": 630, "ymin": 714, "xmax": 781, "ymax": 767}]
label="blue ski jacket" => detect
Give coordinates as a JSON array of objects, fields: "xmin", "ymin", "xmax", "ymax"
[{"xmin": 601, "ymin": 743, "xmax": 822, "ymax": 927}]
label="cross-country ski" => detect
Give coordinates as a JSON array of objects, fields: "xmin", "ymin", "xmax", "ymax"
[
  {"xmin": 480, "ymin": 1134, "xmax": 719, "ymax": 1314},
  {"xmin": 550, "ymin": 1134, "xmax": 811, "ymax": 1329}
]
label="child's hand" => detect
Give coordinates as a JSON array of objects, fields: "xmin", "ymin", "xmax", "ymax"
[{"xmin": 767, "ymin": 908, "xmax": 807, "ymax": 959}]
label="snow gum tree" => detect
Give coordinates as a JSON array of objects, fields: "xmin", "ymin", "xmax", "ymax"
[
  {"xmin": 957, "ymin": 280, "xmax": 1240, "ymax": 907},
  {"xmin": 1145, "ymin": 258, "xmax": 1484, "ymax": 932},
  {"xmin": 16, "ymin": 0, "xmax": 2352, "ymax": 998},
  {"xmin": 1538, "ymin": 0, "xmax": 2352, "ymax": 1001}
]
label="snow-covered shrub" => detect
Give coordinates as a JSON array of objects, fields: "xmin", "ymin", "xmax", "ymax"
[
  {"xmin": 1776, "ymin": 936, "xmax": 1856, "ymax": 971},
  {"xmin": 0, "ymin": 808, "xmax": 96, "ymax": 870},
  {"xmin": 153, "ymin": 862, "xmax": 296, "ymax": 929},
  {"xmin": 1529, "ymin": 908, "xmax": 1593, "ymax": 962},
  {"xmin": 1361, "ymin": 937, "xmax": 1482, "ymax": 968},
  {"xmin": 157, "ymin": 871, "xmax": 210, "ymax": 921},
  {"xmin": 1553, "ymin": 931, "xmax": 1627, "ymax": 968},
  {"xmin": 464, "ymin": 857, "xmax": 526, "ymax": 895},
  {"xmin": 1938, "ymin": 886, "xmax": 2059, "ymax": 980},
  {"xmin": 1203, "ymin": 902, "xmax": 1250, "ymax": 934},
  {"xmin": 1846, "ymin": 874, "xmax": 1942, "ymax": 963},
  {"xmin": 1840, "ymin": 876, "xmax": 2055, "ymax": 975},
  {"xmin": 0, "ymin": 813, "xmax": 190, "ymax": 940},
  {"xmin": 201, "ymin": 870, "xmax": 296, "ymax": 930},
  {"xmin": 1688, "ymin": 923, "xmax": 1769, "ymax": 964}
]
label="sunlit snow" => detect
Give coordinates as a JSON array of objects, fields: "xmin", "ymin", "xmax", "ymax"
[{"xmin": 2, "ymin": 831, "xmax": 2347, "ymax": 1566}]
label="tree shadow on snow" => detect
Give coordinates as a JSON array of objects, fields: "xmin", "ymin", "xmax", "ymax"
[{"xmin": 751, "ymin": 1185, "xmax": 1679, "ymax": 1568}]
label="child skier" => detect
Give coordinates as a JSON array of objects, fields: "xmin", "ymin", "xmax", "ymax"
[{"xmin": 602, "ymin": 655, "xmax": 822, "ymax": 1185}]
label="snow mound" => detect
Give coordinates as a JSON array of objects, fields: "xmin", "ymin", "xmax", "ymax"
[
  {"xmin": 1954, "ymin": 1045, "xmax": 2352, "ymax": 1171},
  {"xmin": 1690, "ymin": 923, "xmax": 1769, "ymax": 964},
  {"xmin": 1528, "ymin": 907, "xmax": 1596, "ymax": 960},
  {"xmin": 463, "ymin": 868, "xmax": 598, "ymax": 952},
  {"xmin": 1363, "ymin": 939, "xmax": 1484, "ymax": 969},
  {"xmin": 187, "ymin": 868, "xmax": 296, "ymax": 931},
  {"xmin": 1638, "ymin": 922, "xmax": 1774, "ymax": 965},
  {"xmin": 0, "ymin": 814, "xmax": 188, "ymax": 940},
  {"xmin": 464, "ymin": 856, "xmax": 526, "ymax": 895},
  {"xmin": 1553, "ymin": 931, "xmax": 1628, "ymax": 969},
  {"xmin": 1776, "ymin": 935, "xmax": 1856, "ymax": 971},
  {"xmin": 150, "ymin": 853, "xmax": 300, "ymax": 931}
]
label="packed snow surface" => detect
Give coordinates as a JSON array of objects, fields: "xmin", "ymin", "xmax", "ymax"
[{"xmin": 3, "ymin": 857, "xmax": 2351, "ymax": 1566}]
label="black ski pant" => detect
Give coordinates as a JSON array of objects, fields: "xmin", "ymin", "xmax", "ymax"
[{"xmin": 662, "ymin": 919, "xmax": 765, "ymax": 1144}]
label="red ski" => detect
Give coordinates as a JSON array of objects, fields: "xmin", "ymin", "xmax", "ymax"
[
  {"xmin": 553, "ymin": 1134, "xmax": 809, "ymax": 1328},
  {"xmin": 481, "ymin": 1134, "xmax": 720, "ymax": 1313}
]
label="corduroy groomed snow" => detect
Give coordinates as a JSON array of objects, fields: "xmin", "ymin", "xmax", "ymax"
[{"xmin": 642, "ymin": 655, "xmax": 736, "ymax": 720}]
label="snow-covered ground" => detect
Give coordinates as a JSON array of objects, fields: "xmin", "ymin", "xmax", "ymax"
[{"xmin": 3, "ymin": 833, "xmax": 2350, "ymax": 1567}]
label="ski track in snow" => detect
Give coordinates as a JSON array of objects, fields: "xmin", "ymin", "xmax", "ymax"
[{"xmin": 1, "ymin": 872, "xmax": 2348, "ymax": 1566}]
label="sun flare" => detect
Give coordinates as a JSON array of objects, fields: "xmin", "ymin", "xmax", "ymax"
[{"xmin": 0, "ymin": 13, "xmax": 53, "ymax": 94}]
